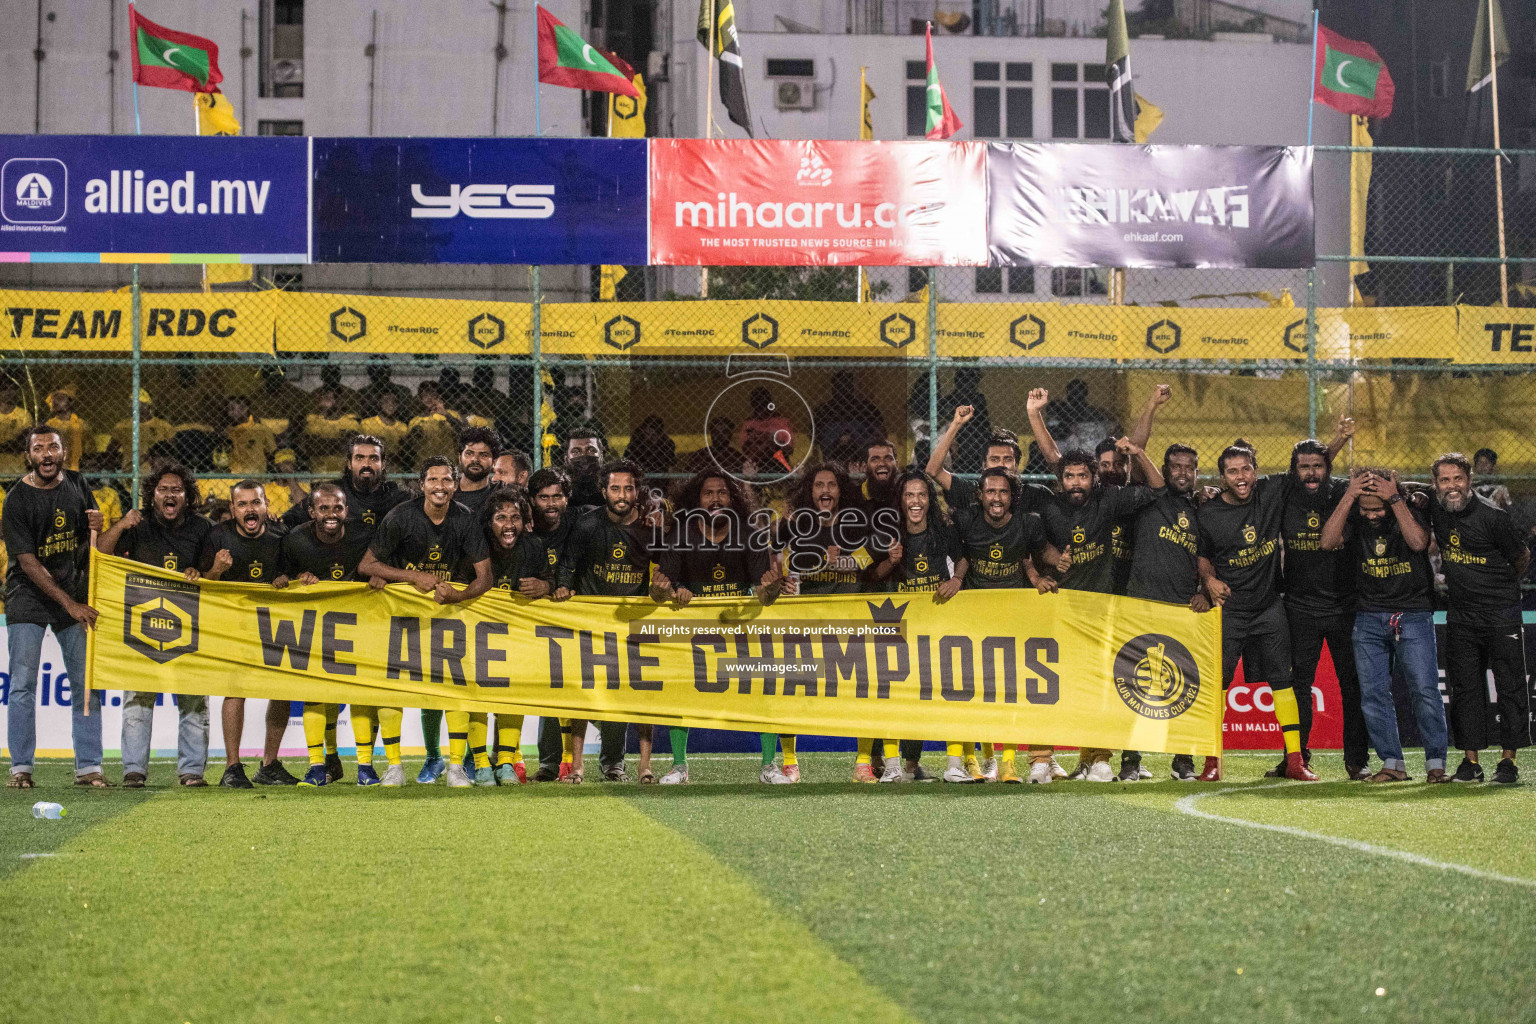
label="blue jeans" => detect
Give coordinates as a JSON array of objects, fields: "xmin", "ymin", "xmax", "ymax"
[
  {"xmin": 1352, "ymin": 611, "xmax": 1448, "ymax": 772},
  {"xmin": 6, "ymin": 622, "xmax": 102, "ymax": 778},
  {"xmin": 121, "ymin": 691, "xmax": 208, "ymax": 779}
]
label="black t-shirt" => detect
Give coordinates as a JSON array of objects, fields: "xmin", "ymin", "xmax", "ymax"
[
  {"xmin": 1351, "ymin": 508, "xmax": 1434, "ymax": 613},
  {"xmin": 774, "ymin": 510, "xmax": 873, "ymax": 595},
  {"xmin": 1430, "ymin": 496, "xmax": 1526, "ymax": 617},
  {"xmin": 2, "ymin": 471, "xmax": 97, "ymax": 629},
  {"xmin": 657, "ymin": 518, "xmax": 769, "ymax": 598},
  {"xmin": 489, "ymin": 534, "xmax": 548, "ymax": 593},
  {"xmin": 1197, "ymin": 476, "xmax": 1286, "ymax": 616},
  {"xmin": 205, "ymin": 520, "xmax": 288, "ymax": 583},
  {"xmin": 281, "ymin": 476, "xmax": 411, "ymax": 531},
  {"xmin": 1110, "ymin": 517, "xmax": 1134, "ymax": 596},
  {"xmin": 1042, "ymin": 485, "xmax": 1157, "ymax": 595},
  {"xmin": 368, "ymin": 497, "xmax": 489, "ymax": 584},
  {"xmin": 454, "ymin": 484, "xmax": 494, "ymax": 517},
  {"xmin": 1281, "ymin": 476, "xmax": 1354, "ymax": 616},
  {"xmin": 281, "ymin": 521, "xmax": 373, "ymax": 582},
  {"xmin": 884, "ymin": 521, "xmax": 964, "ymax": 593},
  {"xmin": 954, "ymin": 506, "xmax": 1046, "ymax": 590},
  {"xmin": 114, "ymin": 512, "xmax": 216, "ymax": 575},
  {"xmin": 558, "ymin": 505, "xmax": 653, "ymax": 596},
  {"xmin": 530, "ymin": 516, "xmax": 573, "ymax": 584},
  {"xmin": 947, "ymin": 475, "xmax": 1054, "ymax": 517},
  {"xmin": 1125, "ymin": 489, "xmax": 1201, "ymax": 605}
]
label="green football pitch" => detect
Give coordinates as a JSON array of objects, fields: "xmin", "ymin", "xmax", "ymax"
[{"xmin": 2, "ymin": 751, "xmax": 1532, "ymax": 1024}]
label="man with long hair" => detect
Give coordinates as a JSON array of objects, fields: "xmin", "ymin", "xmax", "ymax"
[{"xmin": 482, "ymin": 486, "xmax": 550, "ymax": 784}]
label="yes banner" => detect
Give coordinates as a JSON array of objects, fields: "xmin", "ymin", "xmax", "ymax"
[
  {"xmin": 649, "ymin": 139, "xmax": 990, "ymax": 267},
  {"xmin": 987, "ymin": 143, "xmax": 1314, "ymax": 269},
  {"xmin": 87, "ymin": 553, "xmax": 1223, "ymax": 756}
]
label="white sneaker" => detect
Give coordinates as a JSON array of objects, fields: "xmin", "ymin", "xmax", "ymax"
[
  {"xmin": 1137, "ymin": 764, "xmax": 1153, "ymax": 780},
  {"xmin": 379, "ymin": 764, "xmax": 405, "ymax": 787},
  {"xmin": 660, "ymin": 765, "xmax": 689, "ymax": 785},
  {"xmin": 980, "ymin": 757, "xmax": 998, "ymax": 782},
  {"xmin": 944, "ymin": 756, "xmax": 979, "ymax": 783},
  {"xmin": 445, "ymin": 764, "xmax": 472, "ymax": 788},
  {"xmin": 1086, "ymin": 761, "xmax": 1115, "ymax": 782},
  {"xmin": 878, "ymin": 759, "xmax": 904, "ymax": 783},
  {"xmin": 1028, "ymin": 761, "xmax": 1053, "ymax": 784},
  {"xmin": 1050, "ymin": 755, "xmax": 1068, "ymax": 780},
  {"xmin": 760, "ymin": 763, "xmax": 794, "ymax": 784}
]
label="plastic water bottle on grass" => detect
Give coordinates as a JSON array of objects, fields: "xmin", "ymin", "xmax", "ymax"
[{"xmin": 31, "ymin": 802, "xmax": 66, "ymax": 820}]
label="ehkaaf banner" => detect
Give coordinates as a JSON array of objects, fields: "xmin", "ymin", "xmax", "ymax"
[
  {"xmin": 87, "ymin": 553, "xmax": 1223, "ymax": 756},
  {"xmin": 649, "ymin": 139, "xmax": 989, "ymax": 266},
  {"xmin": 0, "ymin": 135, "xmax": 309, "ymax": 262},
  {"xmin": 310, "ymin": 137, "xmax": 648, "ymax": 265},
  {"xmin": 987, "ymin": 143, "xmax": 1314, "ymax": 269}
]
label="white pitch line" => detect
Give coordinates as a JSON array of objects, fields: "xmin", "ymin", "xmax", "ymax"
[
  {"xmin": 18, "ymin": 853, "xmax": 60, "ymax": 859},
  {"xmin": 1175, "ymin": 782, "xmax": 1536, "ymax": 890}
]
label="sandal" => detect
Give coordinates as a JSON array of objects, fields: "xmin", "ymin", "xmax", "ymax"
[
  {"xmin": 563, "ymin": 768, "xmax": 584, "ymax": 784},
  {"xmin": 122, "ymin": 772, "xmax": 146, "ymax": 789},
  {"xmin": 638, "ymin": 769, "xmax": 657, "ymax": 784},
  {"xmin": 178, "ymin": 774, "xmax": 208, "ymax": 787},
  {"xmin": 6, "ymin": 772, "xmax": 34, "ymax": 789},
  {"xmin": 75, "ymin": 772, "xmax": 114, "ymax": 788}
]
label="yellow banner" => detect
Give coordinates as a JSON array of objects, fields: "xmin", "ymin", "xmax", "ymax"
[
  {"xmin": 935, "ymin": 303, "xmax": 1307, "ymax": 360},
  {"xmin": 1, "ymin": 290, "xmax": 276, "ymax": 353},
  {"xmin": 1314, "ymin": 305, "xmax": 1456, "ymax": 362},
  {"xmin": 275, "ymin": 292, "xmax": 533, "ymax": 355},
  {"xmin": 1455, "ymin": 306, "xmax": 1536, "ymax": 365},
  {"xmin": 86, "ymin": 553, "xmax": 1223, "ymax": 755}
]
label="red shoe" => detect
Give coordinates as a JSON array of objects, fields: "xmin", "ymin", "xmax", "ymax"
[
  {"xmin": 780, "ymin": 764, "xmax": 801, "ymax": 783},
  {"xmin": 1284, "ymin": 751, "xmax": 1320, "ymax": 782},
  {"xmin": 513, "ymin": 762, "xmax": 528, "ymax": 784},
  {"xmin": 557, "ymin": 761, "xmax": 572, "ymax": 781},
  {"xmin": 853, "ymin": 763, "xmax": 877, "ymax": 784},
  {"xmin": 1196, "ymin": 756, "xmax": 1223, "ymax": 782}
]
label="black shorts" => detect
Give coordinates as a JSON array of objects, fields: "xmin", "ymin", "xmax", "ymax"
[{"xmin": 1221, "ymin": 602, "xmax": 1292, "ymax": 688}]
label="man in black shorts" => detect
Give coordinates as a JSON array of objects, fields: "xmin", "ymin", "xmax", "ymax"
[{"xmin": 1429, "ymin": 453, "xmax": 1530, "ymax": 785}]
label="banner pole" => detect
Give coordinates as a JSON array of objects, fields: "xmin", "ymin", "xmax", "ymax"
[
  {"xmin": 700, "ymin": 0, "xmax": 716, "ymax": 300},
  {"xmin": 1305, "ymin": 9, "xmax": 1318, "ymax": 147},
  {"xmin": 1305, "ymin": 267, "xmax": 1317, "ymax": 439},
  {"xmin": 534, "ymin": 3, "xmax": 541, "ymax": 139},
  {"xmin": 1487, "ymin": 0, "xmax": 1508, "ymax": 307},
  {"xmin": 926, "ymin": 266, "xmax": 939, "ymax": 454}
]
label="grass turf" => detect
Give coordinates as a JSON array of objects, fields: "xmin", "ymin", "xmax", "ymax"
[{"xmin": 2, "ymin": 751, "xmax": 1532, "ymax": 1024}]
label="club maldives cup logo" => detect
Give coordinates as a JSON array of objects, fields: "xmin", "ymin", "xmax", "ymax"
[
  {"xmin": 1112, "ymin": 634, "xmax": 1200, "ymax": 720},
  {"xmin": 122, "ymin": 573, "xmax": 200, "ymax": 665}
]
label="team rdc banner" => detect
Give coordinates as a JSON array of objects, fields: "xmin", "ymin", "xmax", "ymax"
[
  {"xmin": 987, "ymin": 143, "xmax": 1314, "ymax": 269},
  {"xmin": 87, "ymin": 553, "xmax": 1223, "ymax": 756}
]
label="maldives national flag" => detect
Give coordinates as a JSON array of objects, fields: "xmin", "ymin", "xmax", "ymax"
[
  {"xmin": 923, "ymin": 23, "xmax": 962, "ymax": 140},
  {"xmin": 1313, "ymin": 25, "xmax": 1394, "ymax": 119},
  {"xmin": 128, "ymin": 4, "xmax": 222, "ymax": 93},
  {"xmin": 537, "ymin": 6, "xmax": 640, "ymax": 97}
]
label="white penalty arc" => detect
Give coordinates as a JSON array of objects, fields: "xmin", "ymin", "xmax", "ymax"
[{"xmin": 1175, "ymin": 782, "xmax": 1536, "ymax": 890}]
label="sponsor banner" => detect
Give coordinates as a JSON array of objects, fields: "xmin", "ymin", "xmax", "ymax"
[
  {"xmin": 87, "ymin": 553, "xmax": 1224, "ymax": 755},
  {"xmin": 275, "ymin": 291, "xmax": 532, "ymax": 355},
  {"xmin": 936, "ymin": 303, "xmax": 1306, "ymax": 360},
  {"xmin": 1, "ymin": 289, "xmax": 276, "ymax": 352},
  {"xmin": 310, "ymin": 137, "xmax": 647, "ymax": 266},
  {"xmin": 649, "ymin": 139, "xmax": 989, "ymax": 267},
  {"xmin": 0, "ymin": 135, "xmax": 308, "ymax": 261},
  {"xmin": 988, "ymin": 143, "xmax": 1314, "ymax": 269},
  {"xmin": 1454, "ymin": 306, "xmax": 1536, "ymax": 365},
  {"xmin": 1314, "ymin": 305, "xmax": 1456, "ymax": 362}
]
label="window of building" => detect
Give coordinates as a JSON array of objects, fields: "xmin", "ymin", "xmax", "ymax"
[
  {"xmin": 258, "ymin": 120, "xmax": 304, "ymax": 135},
  {"xmin": 973, "ymin": 61, "xmax": 1032, "ymax": 139},
  {"xmin": 977, "ymin": 266, "xmax": 1036, "ymax": 295},
  {"xmin": 1007, "ymin": 266, "xmax": 1036, "ymax": 294},
  {"xmin": 907, "ymin": 60, "xmax": 927, "ymax": 137},
  {"xmin": 908, "ymin": 267, "xmax": 929, "ymax": 294},
  {"xmin": 1050, "ymin": 62, "xmax": 1110, "ymax": 139},
  {"xmin": 975, "ymin": 267, "xmax": 1003, "ymax": 293},
  {"xmin": 259, "ymin": 0, "xmax": 304, "ymax": 98},
  {"xmin": 1052, "ymin": 267, "xmax": 1109, "ymax": 297}
]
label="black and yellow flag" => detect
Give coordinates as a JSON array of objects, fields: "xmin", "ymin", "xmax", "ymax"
[
  {"xmin": 1106, "ymin": 0, "xmax": 1136, "ymax": 143},
  {"xmin": 859, "ymin": 67, "xmax": 875, "ymax": 140},
  {"xmin": 608, "ymin": 74, "xmax": 647, "ymax": 138},
  {"xmin": 697, "ymin": 0, "xmax": 753, "ymax": 136}
]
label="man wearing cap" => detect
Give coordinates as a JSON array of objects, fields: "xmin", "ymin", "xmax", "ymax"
[
  {"xmin": 110, "ymin": 391, "xmax": 176, "ymax": 472},
  {"xmin": 44, "ymin": 387, "xmax": 89, "ymax": 472}
]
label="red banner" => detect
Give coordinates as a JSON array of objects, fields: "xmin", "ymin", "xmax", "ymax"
[
  {"xmin": 1223, "ymin": 648, "xmax": 1345, "ymax": 750},
  {"xmin": 648, "ymin": 139, "xmax": 989, "ymax": 266}
]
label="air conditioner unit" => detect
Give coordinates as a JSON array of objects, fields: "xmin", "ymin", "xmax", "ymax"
[
  {"xmin": 271, "ymin": 58, "xmax": 304, "ymax": 85},
  {"xmin": 775, "ymin": 80, "xmax": 815, "ymax": 111}
]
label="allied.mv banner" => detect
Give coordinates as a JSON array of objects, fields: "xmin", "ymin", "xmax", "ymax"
[{"xmin": 87, "ymin": 553, "xmax": 1223, "ymax": 756}]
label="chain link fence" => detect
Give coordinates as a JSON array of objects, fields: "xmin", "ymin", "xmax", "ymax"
[{"xmin": 2, "ymin": 143, "xmax": 1534, "ymax": 542}]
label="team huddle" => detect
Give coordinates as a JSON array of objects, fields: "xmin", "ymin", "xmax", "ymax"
[{"xmin": 4, "ymin": 383, "xmax": 1530, "ymax": 790}]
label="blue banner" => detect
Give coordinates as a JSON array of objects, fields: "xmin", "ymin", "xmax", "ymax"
[
  {"xmin": 0, "ymin": 135, "xmax": 309, "ymax": 262},
  {"xmin": 310, "ymin": 137, "xmax": 648, "ymax": 265}
]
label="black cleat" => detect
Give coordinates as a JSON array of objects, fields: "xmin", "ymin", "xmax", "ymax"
[
  {"xmin": 252, "ymin": 760, "xmax": 300, "ymax": 786},
  {"xmin": 1117, "ymin": 756, "xmax": 1143, "ymax": 782},
  {"xmin": 325, "ymin": 753, "xmax": 345, "ymax": 784},
  {"xmin": 1490, "ymin": 759, "xmax": 1520, "ymax": 786},
  {"xmin": 531, "ymin": 765, "xmax": 560, "ymax": 782},
  {"xmin": 220, "ymin": 763, "xmax": 254, "ymax": 789},
  {"xmin": 1449, "ymin": 758, "xmax": 1484, "ymax": 783},
  {"xmin": 1169, "ymin": 755, "xmax": 1197, "ymax": 781}
]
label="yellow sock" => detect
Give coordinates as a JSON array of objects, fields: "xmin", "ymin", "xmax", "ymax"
[
  {"xmin": 781, "ymin": 735, "xmax": 798, "ymax": 767},
  {"xmin": 468, "ymin": 713, "xmax": 490, "ymax": 770},
  {"xmin": 946, "ymin": 741, "xmax": 964, "ymax": 758},
  {"xmin": 324, "ymin": 704, "xmax": 340, "ymax": 756},
  {"xmin": 350, "ymin": 706, "xmax": 376, "ymax": 767},
  {"xmin": 447, "ymin": 710, "xmax": 470, "ymax": 764},
  {"xmin": 1000, "ymin": 745, "xmax": 1016, "ymax": 764},
  {"xmin": 1271, "ymin": 685, "xmax": 1303, "ymax": 755},
  {"xmin": 496, "ymin": 715, "xmax": 524, "ymax": 766},
  {"xmin": 962, "ymin": 742, "xmax": 976, "ymax": 759},
  {"xmin": 981, "ymin": 742, "xmax": 995, "ymax": 760},
  {"xmin": 560, "ymin": 720, "xmax": 575, "ymax": 764},
  {"xmin": 856, "ymin": 737, "xmax": 874, "ymax": 765},
  {"xmin": 303, "ymin": 703, "xmax": 328, "ymax": 766},
  {"xmin": 883, "ymin": 740, "xmax": 900, "ymax": 760},
  {"xmin": 377, "ymin": 707, "xmax": 403, "ymax": 766}
]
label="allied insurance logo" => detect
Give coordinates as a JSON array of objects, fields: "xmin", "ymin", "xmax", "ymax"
[
  {"xmin": 122, "ymin": 573, "xmax": 200, "ymax": 665},
  {"xmin": 2, "ymin": 158, "xmax": 67, "ymax": 224},
  {"xmin": 1113, "ymin": 634, "xmax": 1200, "ymax": 720}
]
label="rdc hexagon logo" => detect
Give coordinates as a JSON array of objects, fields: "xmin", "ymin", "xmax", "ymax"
[
  {"xmin": 1283, "ymin": 319, "xmax": 1307, "ymax": 353},
  {"xmin": 1145, "ymin": 318, "xmax": 1182, "ymax": 354},
  {"xmin": 1009, "ymin": 314, "xmax": 1046, "ymax": 351},
  {"xmin": 329, "ymin": 306, "xmax": 366, "ymax": 343},
  {"xmin": 879, "ymin": 313, "xmax": 916, "ymax": 349},
  {"xmin": 468, "ymin": 313, "xmax": 506, "ymax": 350},
  {"xmin": 741, "ymin": 313, "xmax": 778, "ymax": 349},
  {"xmin": 604, "ymin": 315, "xmax": 641, "ymax": 351}
]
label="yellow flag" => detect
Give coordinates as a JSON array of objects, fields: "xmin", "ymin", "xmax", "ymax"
[
  {"xmin": 599, "ymin": 264, "xmax": 628, "ymax": 301},
  {"xmin": 1133, "ymin": 93, "xmax": 1163, "ymax": 143},
  {"xmin": 608, "ymin": 75, "xmax": 647, "ymax": 138},
  {"xmin": 195, "ymin": 90, "xmax": 241, "ymax": 136},
  {"xmin": 860, "ymin": 67, "xmax": 875, "ymax": 141},
  {"xmin": 204, "ymin": 263, "xmax": 253, "ymax": 288},
  {"xmin": 1350, "ymin": 115, "xmax": 1372, "ymax": 307}
]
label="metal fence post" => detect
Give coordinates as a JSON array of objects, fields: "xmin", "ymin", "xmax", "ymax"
[
  {"xmin": 1305, "ymin": 266, "xmax": 1317, "ymax": 439},
  {"xmin": 130, "ymin": 265, "xmax": 143, "ymax": 504},
  {"xmin": 530, "ymin": 265, "xmax": 543, "ymax": 470},
  {"xmin": 926, "ymin": 266, "xmax": 939, "ymax": 446}
]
